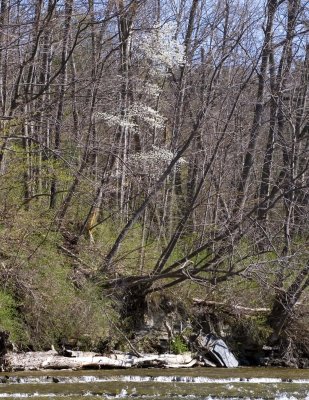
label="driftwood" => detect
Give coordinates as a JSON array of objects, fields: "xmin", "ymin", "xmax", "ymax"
[
  {"xmin": 3, "ymin": 350, "xmax": 197, "ymax": 371},
  {"xmin": 193, "ymin": 299, "xmax": 270, "ymax": 313},
  {"xmin": 193, "ymin": 299, "xmax": 305, "ymax": 314},
  {"xmin": 2, "ymin": 330, "xmax": 238, "ymax": 371}
]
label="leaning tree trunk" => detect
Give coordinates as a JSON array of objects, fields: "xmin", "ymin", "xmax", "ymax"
[
  {"xmin": 119, "ymin": 283, "xmax": 150, "ymax": 330},
  {"xmin": 268, "ymin": 262, "xmax": 309, "ymax": 346}
]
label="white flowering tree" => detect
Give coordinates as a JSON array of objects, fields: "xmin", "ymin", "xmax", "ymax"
[
  {"xmin": 139, "ymin": 21, "xmax": 186, "ymax": 74},
  {"xmin": 99, "ymin": 1, "xmax": 207, "ymax": 274},
  {"xmin": 129, "ymin": 145, "xmax": 187, "ymax": 179},
  {"xmin": 93, "ymin": 17, "xmax": 186, "ymax": 224}
]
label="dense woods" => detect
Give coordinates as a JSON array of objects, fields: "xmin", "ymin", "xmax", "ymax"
[{"xmin": 0, "ymin": 0, "xmax": 308, "ymax": 365}]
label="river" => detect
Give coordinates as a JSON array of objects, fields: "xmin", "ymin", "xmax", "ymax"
[{"xmin": 0, "ymin": 367, "xmax": 308, "ymax": 399}]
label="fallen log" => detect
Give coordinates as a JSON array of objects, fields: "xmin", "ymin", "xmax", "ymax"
[
  {"xmin": 3, "ymin": 332, "xmax": 238, "ymax": 371},
  {"xmin": 3, "ymin": 351, "xmax": 197, "ymax": 371}
]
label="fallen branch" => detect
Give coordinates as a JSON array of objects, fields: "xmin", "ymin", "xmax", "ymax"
[{"xmin": 193, "ymin": 299, "xmax": 270, "ymax": 313}]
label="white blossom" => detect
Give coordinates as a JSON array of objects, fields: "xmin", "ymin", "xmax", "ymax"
[
  {"xmin": 129, "ymin": 146, "xmax": 187, "ymax": 179},
  {"xmin": 144, "ymin": 82, "xmax": 162, "ymax": 97},
  {"xmin": 135, "ymin": 80, "xmax": 162, "ymax": 98},
  {"xmin": 129, "ymin": 103, "xmax": 165, "ymax": 129},
  {"xmin": 96, "ymin": 104, "xmax": 165, "ymax": 130},
  {"xmin": 139, "ymin": 22, "xmax": 185, "ymax": 73},
  {"xmin": 95, "ymin": 112, "xmax": 137, "ymax": 129}
]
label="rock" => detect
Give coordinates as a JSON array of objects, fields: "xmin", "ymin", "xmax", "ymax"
[
  {"xmin": 299, "ymin": 358, "xmax": 309, "ymax": 369},
  {"xmin": 281, "ymin": 378, "xmax": 293, "ymax": 382},
  {"xmin": 195, "ymin": 332, "xmax": 239, "ymax": 368}
]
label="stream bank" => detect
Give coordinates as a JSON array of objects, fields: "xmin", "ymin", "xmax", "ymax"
[{"xmin": 0, "ymin": 294, "xmax": 308, "ymax": 371}]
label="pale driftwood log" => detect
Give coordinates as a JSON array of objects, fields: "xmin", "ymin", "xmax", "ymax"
[
  {"xmin": 193, "ymin": 299, "xmax": 270, "ymax": 313},
  {"xmin": 4, "ymin": 351, "xmax": 197, "ymax": 371}
]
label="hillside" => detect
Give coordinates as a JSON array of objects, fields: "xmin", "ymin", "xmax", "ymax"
[{"xmin": 0, "ymin": 0, "xmax": 308, "ymax": 366}]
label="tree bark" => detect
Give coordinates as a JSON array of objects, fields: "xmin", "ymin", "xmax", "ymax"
[
  {"xmin": 50, "ymin": 0, "xmax": 73, "ymax": 209},
  {"xmin": 4, "ymin": 351, "xmax": 197, "ymax": 371}
]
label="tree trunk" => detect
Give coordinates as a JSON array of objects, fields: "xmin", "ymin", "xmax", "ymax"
[
  {"xmin": 234, "ymin": 0, "xmax": 277, "ymax": 215},
  {"xmin": 4, "ymin": 351, "xmax": 196, "ymax": 371},
  {"xmin": 268, "ymin": 262, "xmax": 309, "ymax": 345},
  {"xmin": 50, "ymin": 0, "xmax": 73, "ymax": 209}
]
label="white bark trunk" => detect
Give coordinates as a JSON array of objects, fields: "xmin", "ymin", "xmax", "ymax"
[{"xmin": 4, "ymin": 351, "xmax": 197, "ymax": 371}]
